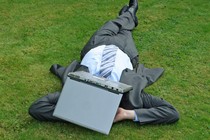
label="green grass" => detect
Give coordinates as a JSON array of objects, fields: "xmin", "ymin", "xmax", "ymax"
[{"xmin": 0, "ymin": 0, "xmax": 209, "ymax": 139}]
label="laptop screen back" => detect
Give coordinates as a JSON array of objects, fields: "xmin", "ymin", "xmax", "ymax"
[{"xmin": 53, "ymin": 76, "xmax": 124, "ymax": 135}]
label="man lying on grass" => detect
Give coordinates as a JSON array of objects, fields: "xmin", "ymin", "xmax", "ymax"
[{"xmin": 29, "ymin": 0, "xmax": 179, "ymax": 125}]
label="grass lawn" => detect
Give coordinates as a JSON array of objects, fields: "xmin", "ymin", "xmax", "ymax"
[{"xmin": 0, "ymin": 0, "xmax": 209, "ymax": 139}]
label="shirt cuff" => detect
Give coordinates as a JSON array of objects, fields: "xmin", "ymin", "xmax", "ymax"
[{"xmin": 133, "ymin": 111, "xmax": 139, "ymax": 122}]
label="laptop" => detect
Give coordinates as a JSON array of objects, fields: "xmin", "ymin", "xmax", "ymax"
[{"xmin": 53, "ymin": 71, "xmax": 132, "ymax": 135}]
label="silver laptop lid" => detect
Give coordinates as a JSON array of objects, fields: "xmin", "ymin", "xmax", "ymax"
[
  {"xmin": 68, "ymin": 71, "xmax": 132, "ymax": 93},
  {"xmin": 53, "ymin": 77, "xmax": 123, "ymax": 135}
]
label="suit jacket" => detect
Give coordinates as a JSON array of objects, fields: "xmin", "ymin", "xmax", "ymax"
[{"xmin": 49, "ymin": 60, "xmax": 179, "ymax": 125}]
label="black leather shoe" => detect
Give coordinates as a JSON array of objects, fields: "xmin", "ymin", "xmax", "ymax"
[
  {"xmin": 119, "ymin": 5, "xmax": 129, "ymax": 16},
  {"xmin": 129, "ymin": 0, "xmax": 138, "ymax": 10},
  {"xmin": 128, "ymin": 0, "xmax": 138, "ymax": 26}
]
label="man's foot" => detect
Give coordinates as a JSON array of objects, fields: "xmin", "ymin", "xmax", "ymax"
[
  {"xmin": 128, "ymin": 0, "xmax": 138, "ymax": 26},
  {"xmin": 119, "ymin": 5, "xmax": 129, "ymax": 16}
]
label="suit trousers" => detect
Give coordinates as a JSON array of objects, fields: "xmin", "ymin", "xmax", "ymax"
[{"xmin": 81, "ymin": 12, "xmax": 139, "ymax": 68}]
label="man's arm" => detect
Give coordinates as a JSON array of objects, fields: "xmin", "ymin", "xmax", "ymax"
[
  {"xmin": 28, "ymin": 92, "xmax": 64, "ymax": 122},
  {"xmin": 114, "ymin": 92, "xmax": 179, "ymax": 125},
  {"xmin": 134, "ymin": 92, "xmax": 179, "ymax": 125}
]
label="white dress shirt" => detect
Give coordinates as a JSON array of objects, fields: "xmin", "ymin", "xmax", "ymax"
[{"xmin": 81, "ymin": 44, "xmax": 133, "ymax": 82}]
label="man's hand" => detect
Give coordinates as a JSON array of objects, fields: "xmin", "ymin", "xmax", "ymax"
[{"xmin": 113, "ymin": 107, "xmax": 135, "ymax": 123}]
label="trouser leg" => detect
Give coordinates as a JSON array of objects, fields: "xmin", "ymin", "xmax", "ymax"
[
  {"xmin": 80, "ymin": 12, "xmax": 138, "ymax": 68},
  {"xmin": 113, "ymin": 29, "xmax": 139, "ymax": 68}
]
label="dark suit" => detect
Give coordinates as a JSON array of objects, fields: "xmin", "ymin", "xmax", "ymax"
[{"xmin": 29, "ymin": 12, "xmax": 179, "ymax": 125}]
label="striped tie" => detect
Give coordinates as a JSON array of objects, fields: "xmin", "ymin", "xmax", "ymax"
[{"xmin": 99, "ymin": 45, "xmax": 118, "ymax": 78}]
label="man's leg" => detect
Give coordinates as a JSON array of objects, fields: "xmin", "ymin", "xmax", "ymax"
[
  {"xmin": 112, "ymin": 29, "xmax": 139, "ymax": 68},
  {"xmin": 81, "ymin": 1, "xmax": 139, "ymax": 66},
  {"xmin": 81, "ymin": 12, "xmax": 136, "ymax": 55},
  {"xmin": 81, "ymin": 12, "xmax": 139, "ymax": 68}
]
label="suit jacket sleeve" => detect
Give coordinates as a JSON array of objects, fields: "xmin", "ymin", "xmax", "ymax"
[
  {"xmin": 134, "ymin": 91, "xmax": 179, "ymax": 125},
  {"xmin": 120, "ymin": 64, "xmax": 179, "ymax": 125},
  {"xmin": 29, "ymin": 60, "xmax": 89, "ymax": 121},
  {"xmin": 28, "ymin": 92, "xmax": 64, "ymax": 122}
]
